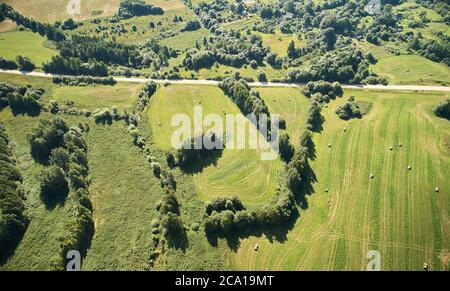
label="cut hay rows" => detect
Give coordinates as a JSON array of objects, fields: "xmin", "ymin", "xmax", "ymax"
[
  {"xmin": 230, "ymin": 89, "xmax": 449, "ymax": 271},
  {"xmin": 148, "ymin": 84, "xmax": 284, "ymax": 208}
]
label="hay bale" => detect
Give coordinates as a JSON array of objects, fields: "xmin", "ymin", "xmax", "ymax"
[
  {"xmin": 408, "ymin": 165, "xmax": 412, "ymax": 170},
  {"xmin": 399, "ymin": 143, "xmax": 403, "ymax": 147},
  {"xmin": 254, "ymin": 244, "xmax": 259, "ymax": 251},
  {"xmin": 370, "ymin": 173, "xmax": 375, "ymax": 179},
  {"xmin": 389, "ymin": 146, "xmax": 393, "ymax": 151},
  {"xmin": 325, "ymin": 188, "xmax": 329, "ymax": 193},
  {"xmin": 328, "ymin": 144, "xmax": 332, "ymax": 148},
  {"xmin": 435, "ymin": 187, "xmax": 439, "ymax": 193}
]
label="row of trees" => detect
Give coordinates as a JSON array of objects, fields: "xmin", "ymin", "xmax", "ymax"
[
  {"xmin": 28, "ymin": 118, "xmax": 94, "ymax": 268},
  {"xmin": 0, "ymin": 3, "xmax": 66, "ymax": 41},
  {"xmin": 43, "ymin": 55, "xmax": 108, "ymax": 77},
  {"xmin": 204, "ymin": 191, "xmax": 296, "ymax": 235},
  {"xmin": 52, "ymin": 75, "xmax": 116, "ymax": 86},
  {"xmin": 0, "ymin": 122, "xmax": 29, "ymax": 263},
  {"xmin": 118, "ymin": 0, "xmax": 164, "ymax": 19},
  {"xmin": 0, "ymin": 56, "xmax": 35, "ymax": 71},
  {"xmin": 219, "ymin": 77, "xmax": 270, "ymax": 121},
  {"xmin": 60, "ymin": 35, "xmax": 142, "ymax": 68}
]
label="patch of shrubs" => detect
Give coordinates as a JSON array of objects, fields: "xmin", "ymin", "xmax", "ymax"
[
  {"xmin": 433, "ymin": 99, "xmax": 450, "ymax": 120},
  {"xmin": 0, "ymin": 122, "xmax": 28, "ymax": 262},
  {"xmin": 16, "ymin": 55, "xmax": 35, "ymax": 72},
  {"xmin": 302, "ymin": 81, "xmax": 343, "ymax": 100},
  {"xmin": 28, "ymin": 117, "xmax": 69, "ymax": 163},
  {"xmin": 0, "ymin": 81, "xmax": 44, "ymax": 114},
  {"xmin": 335, "ymin": 96, "xmax": 363, "ymax": 120},
  {"xmin": 181, "ymin": 19, "xmax": 201, "ymax": 32}
]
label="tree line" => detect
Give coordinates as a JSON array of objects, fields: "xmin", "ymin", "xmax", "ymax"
[
  {"xmin": 27, "ymin": 118, "xmax": 94, "ymax": 269},
  {"xmin": 0, "ymin": 122, "xmax": 29, "ymax": 263},
  {"xmin": 0, "ymin": 3, "xmax": 66, "ymax": 42}
]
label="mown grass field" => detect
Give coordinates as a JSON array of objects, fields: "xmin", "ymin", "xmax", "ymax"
[
  {"xmin": 257, "ymin": 86, "xmax": 310, "ymax": 148},
  {"xmin": 147, "ymin": 84, "xmax": 284, "ymax": 208},
  {"xmin": 0, "ymin": 30, "xmax": 57, "ymax": 69},
  {"xmin": 230, "ymin": 89, "xmax": 450, "ymax": 270},
  {"xmin": 3, "ymin": 0, "xmax": 185, "ymax": 22}
]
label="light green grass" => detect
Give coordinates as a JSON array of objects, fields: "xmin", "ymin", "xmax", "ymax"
[
  {"xmin": 160, "ymin": 28, "xmax": 210, "ymax": 50},
  {"xmin": 354, "ymin": 40, "xmax": 450, "ymax": 86},
  {"xmin": 51, "ymin": 82, "xmax": 142, "ymax": 110},
  {"xmin": 148, "ymin": 84, "xmax": 284, "ymax": 208},
  {"xmin": 372, "ymin": 54, "xmax": 450, "ymax": 86},
  {"xmin": 256, "ymin": 86, "xmax": 310, "ymax": 147},
  {"xmin": 230, "ymin": 89, "xmax": 450, "ymax": 270},
  {"xmin": 81, "ymin": 121, "xmax": 164, "ymax": 270},
  {"xmin": 0, "ymin": 30, "xmax": 57, "ymax": 69},
  {"xmin": 73, "ymin": 8, "xmax": 195, "ymax": 44}
]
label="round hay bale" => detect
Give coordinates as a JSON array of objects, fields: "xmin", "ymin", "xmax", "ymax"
[
  {"xmin": 408, "ymin": 165, "xmax": 412, "ymax": 170},
  {"xmin": 328, "ymin": 144, "xmax": 332, "ymax": 148},
  {"xmin": 254, "ymin": 244, "xmax": 259, "ymax": 251},
  {"xmin": 435, "ymin": 187, "xmax": 439, "ymax": 193},
  {"xmin": 389, "ymin": 146, "xmax": 393, "ymax": 151},
  {"xmin": 325, "ymin": 188, "xmax": 329, "ymax": 193},
  {"xmin": 370, "ymin": 174, "xmax": 375, "ymax": 179},
  {"xmin": 399, "ymin": 143, "xmax": 403, "ymax": 147}
]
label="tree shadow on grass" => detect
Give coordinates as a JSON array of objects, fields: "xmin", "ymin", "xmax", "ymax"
[
  {"xmin": 292, "ymin": 162, "xmax": 317, "ymax": 210},
  {"xmin": 11, "ymin": 107, "xmax": 41, "ymax": 117},
  {"xmin": 0, "ymin": 226, "xmax": 28, "ymax": 266},
  {"xmin": 309, "ymin": 115, "xmax": 325, "ymax": 134},
  {"xmin": 179, "ymin": 148, "xmax": 224, "ymax": 174},
  {"xmin": 205, "ymin": 209, "xmax": 299, "ymax": 252},
  {"xmin": 41, "ymin": 186, "xmax": 70, "ymax": 210}
]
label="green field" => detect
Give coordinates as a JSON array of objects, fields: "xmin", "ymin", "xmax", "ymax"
[
  {"xmin": 257, "ymin": 87, "xmax": 310, "ymax": 147},
  {"xmin": 355, "ymin": 40, "xmax": 450, "ymax": 86},
  {"xmin": 148, "ymin": 84, "xmax": 284, "ymax": 208},
  {"xmin": 230, "ymin": 89, "xmax": 450, "ymax": 270},
  {"xmin": 51, "ymin": 82, "xmax": 142, "ymax": 110},
  {"xmin": 0, "ymin": 30, "xmax": 57, "ymax": 69}
]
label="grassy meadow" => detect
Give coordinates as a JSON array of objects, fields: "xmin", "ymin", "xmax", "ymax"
[{"xmin": 0, "ymin": 30, "xmax": 57, "ymax": 69}]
